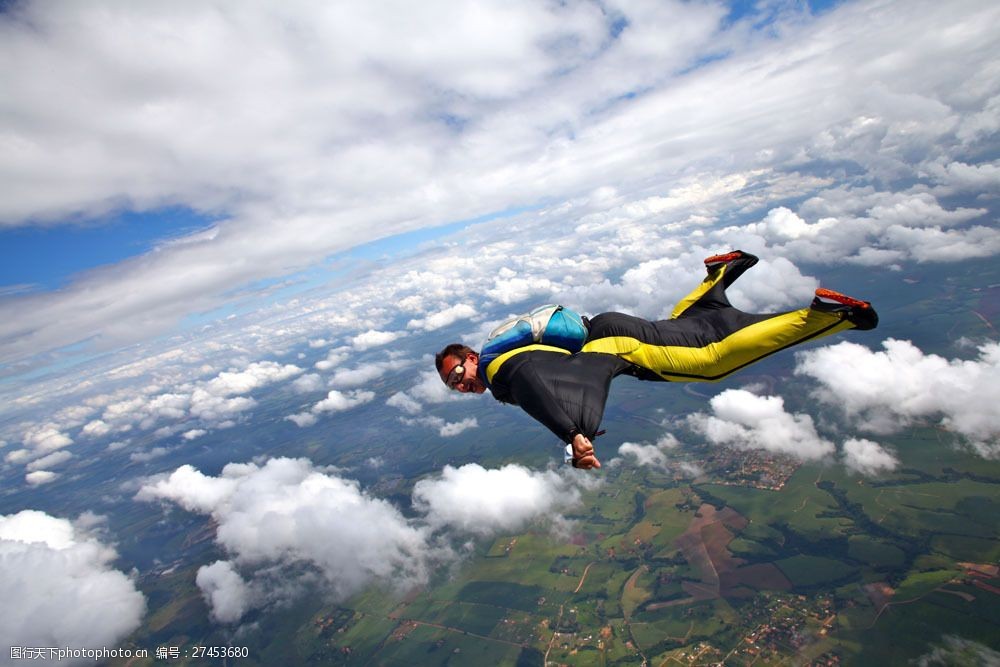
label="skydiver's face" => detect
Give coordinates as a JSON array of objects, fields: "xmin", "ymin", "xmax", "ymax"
[{"xmin": 439, "ymin": 353, "xmax": 486, "ymax": 394}]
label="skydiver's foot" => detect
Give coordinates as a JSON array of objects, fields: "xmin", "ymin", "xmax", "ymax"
[
  {"xmin": 812, "ymin": 288, "xmax": 878, "ymax": 330},
  {"xmin": 703, "ymin": 250, "xmax": 759, "ymax": 287}
]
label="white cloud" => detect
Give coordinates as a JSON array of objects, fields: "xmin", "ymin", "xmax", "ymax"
[
  {"xmin": 312, "ymin": 389, "xmax": 375, "ymax": 414},
  {"xmin": 486, "ymin": 272, "xmax": 556, "ymax": 306},
  {"xmin": 916, "ymin": 635, "xmax": 1000, "ymax": 667},
  {"xmin": 687, "ymin": 389, "xmax": 835, "ymax": 461},
  {"xmin": 182, "ymin": 429, "xmax": 207, "ymax": 441},
  {"xmin": 188, "ymin": 390, "xmax": 256, "ymax": 423},
  {"xmin": 137, "ymin": 458, "xmax": 433, "ymax": 623},
  {"xmin": 26, "ymin": 450, "xmax": 73, "ymax": 472},
  {"xmin": 413, "ymin": 463, "xmax": 580, "ymax": 535},
  {"xmin": 285, "ymin": 412, "xmax": 318, "ymax": 428},
  {"xmin": 796, "ymin": 339, "xmax": 1000, "ymax": 457},
  {"xmin": 328, "ymin": 362, "xmax": 392, "ymax": 389},
  {"xmin": 842, "ymin": 438, "xmax": 899, "ymax": 477},
  {"xmin": 350, "ymin": 330, "xmax": 400, "ymax": 351},
  {"xmin": 613, "ymin": 433, "xmax": 681, "ymax": 471},
  {"xmin": 0, "ymin": 510, "xmax": 145, "ymax": 658},
  {"xmin": 205, "ymin": 361, "xmax": 303, "ymax": 397},
  {"xmin": 406, "ymin": 303, "xmax": 477, "ymax": 331},
  {"xmin": 439, "ymin": 417, "xmax": 478, "ymax": 437},
  {"xmin": 315, "ymin": 347, "xmax": 350, "ymax": 371},
  {"xmin": 22, "ymin": 424, "xmax": 72, "ymax": 454},
  {"xmin": 25, "ymin": 470, "xmax": 59, "ymax": 486},
  {"xmin": 82, "ymin": 420, "xmax": 112, "ymax": 438},
  {"xmin": 386, "ymin": 391, "xmax": 423, "ymax": 416},
  {"xmin": 718, "ymin": 194, "xmax": 997, "ymax": 267},
  {"xmin": 130, "ymin": 447, "xmax": 171, "ymax": 463},
  {"xmin": 291, "ymin": 373, "xmax": 324, "ymax": 393},
  {"xmin": 401, "ymin": 416, "xmax": 479, "ymax": 438},
  {"xmin": 408, "ymin": 370, "xmax": 467, "ymax": 405},
  {"xmin": 615, "ymin": 442, "xmax": 669, "ymax": 469},
  {"xmin": 195, "ymin": 561, "xmax": 253, "ymax": 625}
]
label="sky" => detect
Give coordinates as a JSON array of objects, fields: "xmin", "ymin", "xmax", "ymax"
[{"xmin": 1, "ymin": 0, "xmax": 1000, "ymax": 658}]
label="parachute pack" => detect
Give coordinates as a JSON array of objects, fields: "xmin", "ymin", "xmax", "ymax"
[{"xmin": 479, "ymin": 305, "xmax": 588, "ymax": 388}]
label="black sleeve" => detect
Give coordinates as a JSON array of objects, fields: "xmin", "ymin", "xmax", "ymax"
[
  {"xmin": 506, "ymin": 357, "xmax": 580, "ymax": 443},
  {"xmin": 497, "ymin": 351, "xmax": 629, "ymax": 443}
]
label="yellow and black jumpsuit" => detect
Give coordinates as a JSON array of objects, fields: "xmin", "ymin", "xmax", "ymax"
[{"xmin": 485, "ymin": 253, "xmax": 875, "ymax": 444}]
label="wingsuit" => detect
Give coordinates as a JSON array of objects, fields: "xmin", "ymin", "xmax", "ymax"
[{"xmin": 482, "ymin": 252, "xmax": 877, "ymax": 446}]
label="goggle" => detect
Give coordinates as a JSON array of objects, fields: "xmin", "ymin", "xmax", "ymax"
[{"xmin": 445, "ymin": 364, "xmax": 465, "ymax": 389}]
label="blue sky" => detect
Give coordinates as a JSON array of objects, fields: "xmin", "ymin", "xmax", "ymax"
[{"xmin": 0, "ymin": 207, "xmax": 217, "ymax": 292}]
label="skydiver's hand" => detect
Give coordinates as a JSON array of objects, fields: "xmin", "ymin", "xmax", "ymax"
[{"xmin": 572, "ymin": 433, "xmax": 601, "ymax": 470}]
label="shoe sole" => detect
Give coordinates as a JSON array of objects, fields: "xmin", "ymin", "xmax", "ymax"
[
  {"xmin": 814, "ymin": 288, "xmax": 871, "ymax": 310},
  {"xmin": 704, "ymin": 251, "xmax": 746, "ymax": 266}
]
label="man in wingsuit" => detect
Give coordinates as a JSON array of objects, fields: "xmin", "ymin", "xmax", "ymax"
[{"xmin": 435, "ymin": 251, "xmax": 877, "ymax": 470}]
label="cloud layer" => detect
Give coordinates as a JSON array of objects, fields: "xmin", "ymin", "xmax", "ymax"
[{"xmin": 1, "ymin": 0, "xmax": 998, "ymax": 376}]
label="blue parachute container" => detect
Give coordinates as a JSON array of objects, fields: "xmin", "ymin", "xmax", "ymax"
[{"xmin": 479, "ymin": 305, "xmax": 587, "ymax": 387}]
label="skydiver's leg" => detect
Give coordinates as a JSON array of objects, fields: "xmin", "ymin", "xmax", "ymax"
[
  {"xmin": 670, "ymin": 250, "xmax": 760, "ymax": 318},
  {"xmin": 582, "ymin": 252, "xmax": 876, "ymax": 382}
]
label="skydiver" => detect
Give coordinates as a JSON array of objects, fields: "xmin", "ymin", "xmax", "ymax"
[{"xmin": 435, "ymin": 251, "xmax": 877, "ymax": 470}]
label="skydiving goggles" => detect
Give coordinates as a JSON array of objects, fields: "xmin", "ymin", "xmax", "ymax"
[{"xmin": 445, "ymin": 364, "xmax": 465, "ymax": 389}]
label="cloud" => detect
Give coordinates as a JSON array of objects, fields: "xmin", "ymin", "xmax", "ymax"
[
  {"xmin": 315, "ymin": 347, "xmax": 350, "ymax": 371},
  {"xmin": 22, "ymin": 424, "xmax": 72, "ymax": 454},
  {"xmin": 412, "ymin": 463, "xmax": 580, "ymax": 535},
  {"xmin": 613, "ymin": 433, "xmax": 681, "ymax": 471},
  {"xmin": 916, "ymin": 635, "xmax": 1000, "ymax": 667},
  {"xmin": 486, "ymin": 271, "xmax": 557, "ymax": 306},
  {"xmin": 130, "ymin": 447, "xmax": 171, "ymax": 463},
  {"xmin": 137, "ymin": 458, "xmax": 433, "ymax": 623},
  {"xmin": 195, "ymin": 561, "xmax": 253, "ymax": 625},
  {"xmin": 406, "ymin": 303, "xmax": 477, "ymax": 331},
  {"xmin": 25, "ymin": 450, "xmax": 73, "ymax": 472},
  {"xmin": 327, "ymin": 362, "xmax": 393, "ymax": 389},
  {"xmin": 718, "ymin": 195, "xmax": 997, "ymax": 268},
  {"xmin": 204, "ymin": 361, "xmax": 302, "ymax": 397},
  {"xmin": 291, "ymin": 373, "xmax": 324, "ymax": 393},
  {"xmin": 687, "ymin": 389, "xmax": 835, "ymax": 461},
  {"xmin": 386, "ymin": 391, "xmax": 423, "ymax": 416},
  {"xmin": 842, "ymin": 438, "xmax": 899, "ymax": 477},
  {"xmin": 400, "ymin": 416, "xmax": 479, "ymax": 438},
  {"xmin": 796, "ymin": 339, "xmax": 1000, "ymax": 457},
  {"xmin": 0, "ymin": 510, "xmax": 145, "ymax": 657},
  {"xmin": 313, "ymin": 389, "xmax": 375, "ymax": 413},
  {"xmin": 350, "ymin": 330, "xmax": 400, "ymax": 351},
  {"xmin": 439, "ymin": 417, "xmax": 478, "ymax": 437},
  {"xmin": 285, "ymin": 412, "xmax": 318, "ymax": 428},
  {"xmin": 407, "ymin": 370, "xmax": 467, "ymax": 405},
  {"xmin": 25, "ymin": 470, "xmax": 59, "ymax": 486}
]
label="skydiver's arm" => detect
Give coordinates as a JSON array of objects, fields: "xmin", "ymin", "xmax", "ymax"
[
  {"xmin": 491, "ymin": 350, "xmax": 625, "ymax": 447},
  {"xmin": 506, "ymin": 360, "xmax": 581, "ymax": 443}
]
